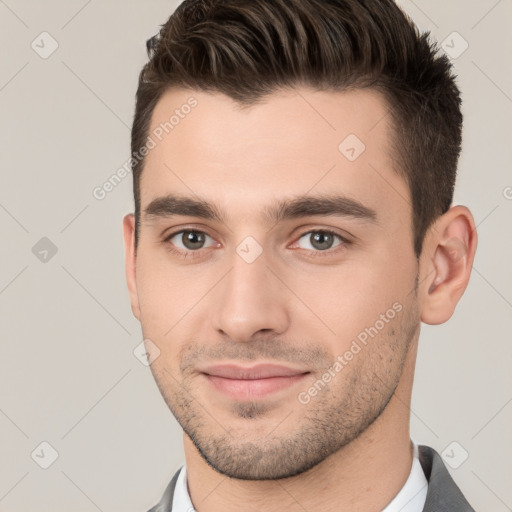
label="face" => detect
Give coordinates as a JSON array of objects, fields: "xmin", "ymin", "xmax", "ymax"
[{"xmin": 124, "ymin": 87, "xmax": 421, "ymax": 479}]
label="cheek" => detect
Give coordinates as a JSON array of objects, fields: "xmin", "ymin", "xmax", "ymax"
[
  {"xmin": 135, "ymin": 249, "xmax": 223, "ymax": 361},
  {"xmin": 287, "ymin": 249, "xmax": 416, "ymax": 350},
  {"xmin": 135, "ymin": 250, "xmax": 195, "ymax": 335}
]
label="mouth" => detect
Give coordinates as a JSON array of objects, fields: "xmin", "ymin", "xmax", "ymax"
[{"xmin": 199, "ymin": 363, "xmax": 311, "ymax": 400}]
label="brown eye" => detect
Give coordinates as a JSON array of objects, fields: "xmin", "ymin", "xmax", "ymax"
[
  {"xmin": 296, "ymin": 230, "xmax": 344, "ymax": 252},
  {"xmin": 181, "ymin": 231, "xmax": 206, "ymax": 250},
  {"xmin": 166, "ymin": 230, "xmax": 215, "ymax": 252}
]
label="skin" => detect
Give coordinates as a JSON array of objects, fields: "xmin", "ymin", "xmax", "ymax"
[{"xmin": 123, "ymin": 87, "xmax": 477, "ymax": 512}]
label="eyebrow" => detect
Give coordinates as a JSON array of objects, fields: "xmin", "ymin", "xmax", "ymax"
[{"xmin": 143, "ymin": 193, "xmax": 378, "ymax": 225}]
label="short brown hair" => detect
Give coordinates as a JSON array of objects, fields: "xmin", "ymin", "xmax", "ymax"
[{"xmin": 131, "ymin": 0, "xmax": 463, "ymax": 256}]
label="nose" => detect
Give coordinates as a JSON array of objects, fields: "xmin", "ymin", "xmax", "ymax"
[{"xmin": 212, "ymin": 247, "xmax": 290, "ymax": 343}]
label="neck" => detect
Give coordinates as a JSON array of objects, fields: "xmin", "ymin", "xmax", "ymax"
[{"xmin": 185, "ymin": 339, "xmax": 418, "ymax": 512}]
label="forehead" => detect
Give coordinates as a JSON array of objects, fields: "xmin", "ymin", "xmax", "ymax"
[{"xmin": 140, "ymin": 86, "xmax": 409, "ymax": 226}]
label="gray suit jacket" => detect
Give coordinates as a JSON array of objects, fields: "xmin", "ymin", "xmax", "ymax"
[{"xmin": 147, "ymin": 445, "xmax": 475, "ymax": 511}]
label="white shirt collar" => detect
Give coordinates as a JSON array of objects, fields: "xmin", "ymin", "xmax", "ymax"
[
  {"xmin": 172, "ymin": 439, "xmax": 428, "ymax": 512},
  {"xmin": 381, "ymin": 440, "xmax": 428, "ymax": 512},
  {"xmin": 171, "ymin": 463, "xmax": 194, "ymax": 512}
]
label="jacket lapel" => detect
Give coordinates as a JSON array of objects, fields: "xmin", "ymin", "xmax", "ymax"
[
  {"xmin": 418, "ymin": 445, "xmax": 475, "ymax": 511},
  {"xmin": 147, "ymin": 468, "xmax": 180, "ymax": 512}
]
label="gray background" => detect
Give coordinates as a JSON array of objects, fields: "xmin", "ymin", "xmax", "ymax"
[{"xmin": 0, "ymin": 0, "xmax": 511, "ymax": 510}]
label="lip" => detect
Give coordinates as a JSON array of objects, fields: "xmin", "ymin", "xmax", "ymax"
[{"xmin": 200, "ymin": 363, "xmax": 310, "ymax": 400}]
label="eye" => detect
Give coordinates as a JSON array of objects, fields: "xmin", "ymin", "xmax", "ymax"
[
  {"xmin": 165, "ymin": 230, "xmax": 217, "ymax": 253},
  {"xmin": 293, "ymin": 230, "xmax": 345, "ymax": 253},
  {"xmin": 162, "ymin": 228, "xmax": 348, "ymax": 259}
]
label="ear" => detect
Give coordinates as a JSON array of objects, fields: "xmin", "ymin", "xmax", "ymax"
[
  {"xmin": 420, "ymin": 205, "xmax": 478, "ymax": 325},
  {"xmin": 122, "ymin": 214, "xmax": 141, "ymax": 321}
]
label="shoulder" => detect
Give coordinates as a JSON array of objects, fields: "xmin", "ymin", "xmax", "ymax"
[
  {"xmin": 146, "ymin": 469, "xmax": 181, "ymax": 512},
  {"xmin": 418, "ymin": 445, "xmax": 476, "ymax": 512}
]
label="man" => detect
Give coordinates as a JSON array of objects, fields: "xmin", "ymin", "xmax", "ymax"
[{"xmin": 122, "ymin": 0, "xmax": 478, "ymax": 510}]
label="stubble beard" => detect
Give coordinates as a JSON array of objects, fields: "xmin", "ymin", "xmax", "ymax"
[{"xmin": 151, "ymin": 301, "xmax": 419, "ymax": 480}]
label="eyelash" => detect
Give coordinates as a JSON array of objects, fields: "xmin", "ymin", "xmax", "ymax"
[{"xmin": 162, "ymin": 228, "xmax": 350, "ymax": 260}]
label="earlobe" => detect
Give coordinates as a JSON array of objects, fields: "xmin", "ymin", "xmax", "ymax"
[
  {"xmin": 122, "ymin": 214, "xmax": 141, "ymax": 321},
  {"xmin": 420, "ymin": 206, "xmax": 478, "ymax": 325}
]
